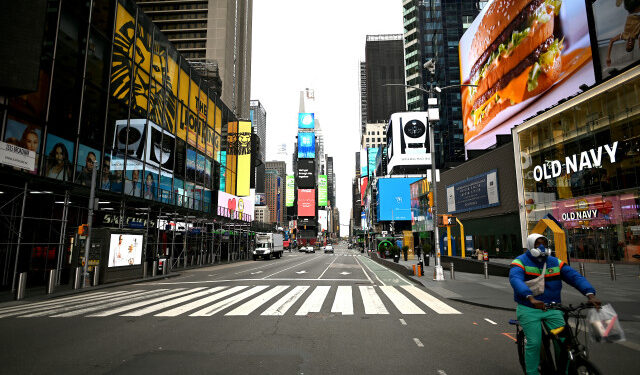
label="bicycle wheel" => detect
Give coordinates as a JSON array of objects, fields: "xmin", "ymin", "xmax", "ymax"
[
  {"xmin": 516, "ymin": 329, "xmax": 526, "ymax": 372},
  {"xmin": 569, "ymin": 357, "xmax": 601, "ymax": 375}
]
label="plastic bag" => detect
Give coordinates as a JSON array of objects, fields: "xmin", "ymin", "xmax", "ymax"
[{"xmin": 587, "ymin": 304, "xmax": 625, "ymax": 343}]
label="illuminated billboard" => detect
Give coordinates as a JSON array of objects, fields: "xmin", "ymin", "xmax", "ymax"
[
  {"xmin": 460, "ymin": 0, "xmax": 595, "ymax": 149},
  {"xmin": 298, "ymin": 132, "xmax": 315, "ymax": 159},
  {"xmin": 298, "ymin": 189, "xmax": 315, "ymax": 217},
  {"xmin": 376, "ymin": 177, "xmax": 420, "ymax": 221},
  {"xmin": 591, "ymin": 0, "xmax": 640, "ymax": 80},
  {"xmin": 360, "ymin": 149, "xmax": 368, "ymax": 176},
  {"xmin": 236, "ymin": 120, "xmax": 252, "ymax": 196},
  {"xmin": 318, "ymin": 210, "xmax": 328, "ymax": 232},
  {"xmin": 217, "ymin": 190, "xmax": 254, "ymax": 222},
  {"xmin": 368, "ymin": 148, "xmax": 378, "ymax": 177},
  {"xmin": 108, "ymin": 234, "xmax": 143, "ymax": 267},
  {"xmin": 296, "ymin": 159, "xmax": 315, "ymax": 188},
  {"xmin": 298, "ymin": 113, "xmax": 315, "ymax": 129},
  {"xmin": 286, "ymin": 175, "xmax": 295, "ymax": 207},
  {"xmin": 318, "ymin": 175, "xmax": 327, "ymax": 207},
  {"xmin": 386, "ymin": 113, "xmax": 431, "ymax": 173}
]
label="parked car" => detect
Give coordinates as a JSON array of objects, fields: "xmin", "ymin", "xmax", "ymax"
[
  {"xmin": 324, "ymin": 245, "xmax": 334, "ymax": 254},
  {"xmin": 304, "ymin": 246, "xmax": 315, "ymax": 253}
]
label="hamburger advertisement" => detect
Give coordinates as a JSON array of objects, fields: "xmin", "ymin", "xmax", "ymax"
[{"xmin": 460, "ymin": 0, "xmax": 596, "ymax": 148}]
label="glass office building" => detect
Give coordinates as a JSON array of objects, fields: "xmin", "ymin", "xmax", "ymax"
[
  {"xmin": 514, "ymin": 66, "xmax": 640, "ymax": 264},
  {"xmin": 0, "ymin": 0, "xmax": 261, "ymax": 293}
]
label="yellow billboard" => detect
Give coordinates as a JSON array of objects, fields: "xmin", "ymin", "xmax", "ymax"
[
  {"xmin": 236, "ymin": 120, "xmax": 252, "ymax": 196},
  {"xmin": 225, "ymin": 121, "xmax": 238, "ymax": 195}
]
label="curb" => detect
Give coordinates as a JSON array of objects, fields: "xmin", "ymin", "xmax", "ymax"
[{"xmin": 448, "ymin": 298, "xmax": 516, "ymax": 312}]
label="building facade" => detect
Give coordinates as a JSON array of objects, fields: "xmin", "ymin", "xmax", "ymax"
[
  {"xmin": 250, "ymin": 99, "xmax": 266, "ymax": 193},
  {"xmin": 362, "ymin": 123, "xmax": 387, "ymax": 149},
  {"xmin": 0, "ymin": 0, "xmax": 262, "ymax": 293},
  {"xmin": 403, "ymin": 0, "xmax": 483, "ymax": 167},
  {"xmin": 137, "ymin": 0, "xmax": 253, "ymax": 118},
  {"xmin": 265, "ymin": 160, "xmax": 286, "ymax": 225},
  {"xmin": 255, "ymin": 205, "xmax": 270, "ymax": 224}
]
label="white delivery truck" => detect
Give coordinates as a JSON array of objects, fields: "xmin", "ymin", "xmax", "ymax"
[{"xmin": 253, "ymin": 232, "xmax": 284, "ymax": 260}]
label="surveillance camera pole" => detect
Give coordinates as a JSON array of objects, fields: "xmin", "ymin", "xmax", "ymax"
[{"xmin": 428, "ymin": 106, "xmax": 444, "ymax": 280}]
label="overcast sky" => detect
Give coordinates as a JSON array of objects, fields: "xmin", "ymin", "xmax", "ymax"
[{"xmin": 251, "ymin": 0, "xmax": 403, "ymax": 235}]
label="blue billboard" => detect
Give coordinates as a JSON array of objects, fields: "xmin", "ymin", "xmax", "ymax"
[
  {"xmin": 368, "ymin": 148, "xmax": 378, "ymax": 177},
  {"xmin": 298, "ymin": 132, "xmax": 315, "ymax": 159},
  {"xmin": 376, "ymin": 177, "xmax": 420, "ymax": 221},
  {"xmin": 446, "ymin": 169, "xmax": 499, "ymax": 214},
  {"xmin": 298, "ymin": 113, "xmax": 315, "ymax": 129}
]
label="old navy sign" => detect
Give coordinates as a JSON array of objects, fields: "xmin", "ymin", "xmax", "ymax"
[
  {"xmin": 533, "ymin": 142, "xmax": 618, "ymax": 182},
  {"xmin": 561, "ymin": 209, "xmax": 598, "ymax": 222}
]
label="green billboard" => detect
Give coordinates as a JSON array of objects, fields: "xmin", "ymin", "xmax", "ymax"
[
  {"xmin": 318, "ymin": 175, "xmax": 327, "ymax": 207},
  {"xmin": 286, "ymin": 175, "xmax": 295, "ymax": 207}
]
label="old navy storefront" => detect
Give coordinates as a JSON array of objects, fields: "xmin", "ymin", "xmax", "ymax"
[{"xmin": 514, "ymin": 66, "xmax": 640, "ymax": 264}]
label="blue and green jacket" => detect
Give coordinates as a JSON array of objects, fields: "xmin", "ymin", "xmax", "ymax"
[{"xmin": 509, "ymin": 252, "xmax": 596, "ymax": 308}]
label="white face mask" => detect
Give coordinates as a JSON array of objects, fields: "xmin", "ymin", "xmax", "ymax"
[{"xmin": 530, "ymin": 244, "xmax": 551, "ymax": 257}]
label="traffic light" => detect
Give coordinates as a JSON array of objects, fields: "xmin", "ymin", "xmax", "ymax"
[
  {"xmin": 78, "ymin": 224, "xmax": 88, "ymax": 236},
  {"xmin": 427, "ymin": 192, "xmax": 434, "ymax": 210},
  {"xmin": 437, "ymin": 215, "xmax": 456, "ymax": 227}
]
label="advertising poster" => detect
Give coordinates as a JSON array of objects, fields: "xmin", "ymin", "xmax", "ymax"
[
  {"xmin": 108, "ymin": 234, "xmax": 143, "ymax": 267},
  {"xmin": 360, "ymin": 148, "xmax": 368, "ymax": 176},
  {"xmin": 236, "ymin": 120, "xmax": 252, "ymax": 196},
  {"xmin": 286, "ymin": 175, "xmax": 295, "ymax": 206},
  {"xmin": 4, "ymin": 118, "xmax": 41, "ymax": 155},
  {"xmin": 297, "ymin": 189, "xmax": 316, "ymax": 217},
  {"xmin": 318, "ymin": 210, "xmax": 328, "ymax": 232},
  {"xmin": 376, "ymin": 177, "xmax": 420, "ymax": 221},
  {"xmin": 318, "ymin": 175, "xmax": 328, "ymax": 206},
  {"xmin": 360, "ymin": 177, "xmax": 368, "ymax": 206},
  {"xmin": 297, "ymin": 132, "xmax": 315, "ymax": 159},
  {"xmin": 460, "ymin": 0, "xmax": 595, "ymax": 149},
  {"xmin": 386, "ymin": 113, "xmax": 431, "ymax": 172},
  {"xmin": 592, "ymin": 0, "xmax": 640, "ymax": 80},
  {"xmin": 256, "ymin": 192, "xmax": 266, "ymax": 206},
  {"xmin": 146, "ymin": 121, "xmax": 175, "ymax": 171},
  {"xmin": 75, "ymin": 144, "xmax": 101, "ymax": 186},
  {"xmin": 186, "ymin": 148, "xmax": 196, "ymax": 181},
  {"xmin": 218, "ymin": 151, "xmax": 226, "ymax": 191},
  {"xmin": 446, "ymin": 170, "xmax": 500, "ymax": 214},
  {"xmin": 225, "ymin": 121, "xmax": 238, "ymax": 195},
  {"xmin": 298, "ymin": 113, "xmax": 315, "ymax": 129},
  {"xmin": 196, "ymin": 152, "xmax": 205, "ymax": 182},
  {"xmin": 368, "ymin": 147, "xmax": 379, "ymax": 177},
  {"xmin": 551, "ymin": 193, "xmax": 636, "ymax": 229},
  {"xmin": 217, "ymin": 190, "xmax": 254, "ymax": 222},
  {"xmin": 296, "ymin": 159, "xmax": 315, "ymax": 188},
  {"xmin": 44, "ymin": 133, "xmax": 74, "ymax": 181}
]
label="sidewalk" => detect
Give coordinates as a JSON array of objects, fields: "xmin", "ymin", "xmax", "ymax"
[{"xmin": 373, "ymin": 253, "xmax": 640, "ymax": 319}]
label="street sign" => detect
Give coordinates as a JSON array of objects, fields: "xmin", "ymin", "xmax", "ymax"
[{"xmin": 437, "ymin": 215, "xmax": 456, "ymax": 227}]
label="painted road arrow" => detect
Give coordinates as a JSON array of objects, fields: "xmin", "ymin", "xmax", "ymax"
[
  {"xmin": 250, "ymin": 271, "xmax": 263, "ymax": 275},
  {"xmin": 340, "ymin": 272, "xmax": 351, "ymax": 275},
  {"xmin": 295, "ymin": 270, "xmax": 308, "ymax": 274}
]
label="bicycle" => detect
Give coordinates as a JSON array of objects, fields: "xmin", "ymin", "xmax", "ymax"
[{"xmin": 509, "ymin": 303, "xmax": 601, "ymax": 375}]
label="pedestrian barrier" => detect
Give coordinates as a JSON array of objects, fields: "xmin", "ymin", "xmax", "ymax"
[{"xmin": 412, "ymin": 264, "xmax": 423, "ymax": 277}]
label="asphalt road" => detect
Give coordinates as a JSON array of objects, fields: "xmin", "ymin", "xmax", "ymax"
[{"xmin": 0, "ymin": 243, "xmax": 635, "ymax": 374}]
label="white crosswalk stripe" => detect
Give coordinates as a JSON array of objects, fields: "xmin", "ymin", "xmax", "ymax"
[
  {"xmin": 295, "ymin": 286, "xmax": 331, "ymax": 315},
  {"xmin": 0, "ymin": 285, "xmax": 462, "ymax": 318}
]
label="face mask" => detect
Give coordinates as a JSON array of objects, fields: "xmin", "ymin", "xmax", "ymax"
[{"xmin": 530, "ymin": 244, "xmax": 550, "ymax": 257}]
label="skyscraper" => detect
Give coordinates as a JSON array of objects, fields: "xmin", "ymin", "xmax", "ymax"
[
  {"xmin": 265, "ymin": 160, "xmax": 286, "ymax": 225},
  {"xmin": 250, "ymin": 99, "xmax": 266, "ymax": 193},
  {"xmin": 137, "ymin": 0, "xmax": 253, "ymax": 118},
  {"xmin": 403, "ymin": 0, "xmax": 483, "ymax": 167},
  {"xmin": 359, "ymin": 61, "xmax": 367, "ymax": 135},
  {"xmin": 364, "ymin": 35, "xmax": 406, "ymax": 127}
]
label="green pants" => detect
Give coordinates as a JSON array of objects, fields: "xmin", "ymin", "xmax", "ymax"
[{"xmin": 516, "ymin": 304, "xmax": 565, "ymax": 375}]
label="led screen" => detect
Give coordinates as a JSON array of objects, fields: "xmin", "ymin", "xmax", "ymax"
[
  {"xmin": 297, "ymin": 189, "xmax": 315, "ymax": 217},
  {"xmin": 297, "ymin": 133, "xmax": 315, "ymax": 159},
  {"xmin": 296, "ymin": 159, "xmax": 315, "ymax": 188},
  {"xmin": 460, "ymin": 0, "xmax": 596, "ymax": 149},
  {"xmin": 368, "ymin": 148, "xmax": 378, "ymax": 177},
  {"xmin": 298, "ymin": 113, "xmax": 315, "ymax": 129},
  {"xmin": 318, "ymin": 175, "xmax": 327, "ymax": 207},
  {"xmin": 286, "ymin": 175, "xmax": 295, "ymax": 207},
  {"xmin": 108, "ymin": 234, "xmax": 143, "ymax": 267},
  {"xmin": 376, "ymin": 177, "xmax": 421, "ymax": 221}
]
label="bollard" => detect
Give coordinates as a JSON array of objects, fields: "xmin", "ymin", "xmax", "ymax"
[
  {"xmin": 176, "ymin": 256, "xmax": 181, "ymax": 268},
  {"xmin": 93, "ymin": 267, "xmax": 99, "ymax": 286},
  {"xmin": 483, "ymin": 262, "xmax": 489, "ymax": 279},
  {"xmin": 152, "ymin": 260, "xmax": 158, "ymax": 277},
  {"xmin": 73, "ymin": 267, "xmax": 82, "ymax": 289},
  {"xmin": 450, "ymin": 262, "xmax": 455, "ymax": 280},
  {"xmin": 163, "ymin": 260, "xmax": 168, "ymax": 275},
  {"xmin": 579, "ymin": 263, "xmax": 586, "ymax": 277},
  {"xmin": 47, "ymin": 269, "xmax": 56, "ymax": 294},
  {"xmin": 418, "ymin": 264, "xmax": 422, "ymax": 277},
  {"xmin": 610, "ymin": 263, "xmax": 616, "ymax": 281},
  {"xmin": 15, "ymin": 272, "xmax": 27, "ymax": 300},
  {"xmin": 143, "ymin": 261, "xmax": 148, "ymax": 278}
]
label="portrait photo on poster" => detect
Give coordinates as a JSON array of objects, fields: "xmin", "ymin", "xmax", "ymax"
[
  {"xmin": 44, "ymin": 133, "xmax": 74, "ymax": 181},
  {"xmin": 108, "ymin": 234, "xmax": 143, "ymax": 267}
]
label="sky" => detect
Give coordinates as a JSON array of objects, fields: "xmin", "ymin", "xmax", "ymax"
[{"xmin": 251, "ymin": 0, "xmax": 404, "ymax": 236}]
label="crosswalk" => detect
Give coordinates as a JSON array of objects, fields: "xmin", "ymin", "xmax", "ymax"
[{"xmin": 0, "ymin": 284, "xmax": 461, "ymax": 318}]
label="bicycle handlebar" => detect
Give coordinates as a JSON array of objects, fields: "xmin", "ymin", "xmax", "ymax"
[{"xmin": 544, "ymin": 302, "xmax": 596, "ymax": 312}]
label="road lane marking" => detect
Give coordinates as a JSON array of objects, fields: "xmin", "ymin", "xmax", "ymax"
[
  {"xmin": 226, "ymin": 286, "xmax": 289, "ymax": 316},
  {"xmin": 190, "ymin": 286, "xmax": 269, "ymax": 316},
  {"xmin": 339, "ymin": 272, "xmax": 351, "ymax": 275},
  {"xmin": 51, "ymin": 289, "xmax": 171, "ymax": 317},
  {"xmin": 88, "ymin": 288, "xmax": 199, "ymax": 317},
  {"xmin": 0, "ymin": 292, "xmax": 106, "ymax": 315},
  {"xmin": 295, "ymin": 286, "xmax": 330, "ymax": 315},
  {"xmin": 19, "ymin": 291, "xmax": 145, "ymax": 317},
  {"xmin": 399, "ymin": 318, "xmax": 407, "ymax": 325},
  {"xmin": 147, "ymin": 278, "xmax": 370, "ymax": 284},
  {"xmin": 359, "ymin": 286, "xmax": 389, "ymax": 314},
  {"xmin": 317, "ymin": 255, "xmax": 339, "ymax": 279},
  {"xmin": 413, "ymin": 338, "xmax": 424, "ymax": 347},
  {"xmin": 234, "ymin": 256, "xmax": 300, "ymax": 274},
  {"xmin": 353, "ymin": 256, "xmax": 374, "ymax": 283},
  {"xmin": 250, "ymin": 271, "xmax": 263, "ymax": 275},
  {"xmin": 155, "ymin": 286, "xmax": 246, "ymax": 317},
  {"xmin": 484, "ymin": 318, "xmax": 497, "ymax": 325},
  {"xmin": 401, "ymin": 286, "xmax": 461, "ymax": 314},
  {"xmin": 296, "ymin": 270, "xmax": 308, "ymax": 274},
  {"xmin": 358, "ymin": 257, "xmax": 386, "ymax": 286},
  {"xmin": 331, "ymin": 286, "xmax": 353, "ymax": 315},
  {"xmin": 379, "ymin": 286, "xmax": 425, "ymax": 314},
  {"xmin": 262, "ymin": 256, "xmax": 320, "ymax": 279},
  {"xmin": 123, "ymin": 287, "xmax": 226, "ymax": 316},
  {"xmin": 261, "ymin": 286, "xmax": 309, "ymax": 316}
]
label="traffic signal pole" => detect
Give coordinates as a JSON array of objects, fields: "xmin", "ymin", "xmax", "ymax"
[{"xmin": 429, "ymin": 116, "xmax": 444, "ymax": 281}]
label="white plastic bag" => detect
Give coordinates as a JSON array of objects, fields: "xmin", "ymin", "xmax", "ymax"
[{"xmin": 587, "ymin": 304, "xmax": 625, "ymax": 343}]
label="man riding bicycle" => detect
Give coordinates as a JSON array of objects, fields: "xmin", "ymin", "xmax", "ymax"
[{"xmin": 509, "ymin": 233, "xmax": 601, "ymax": 374}]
